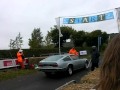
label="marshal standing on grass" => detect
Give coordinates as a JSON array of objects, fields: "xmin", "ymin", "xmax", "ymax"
[
  {"xmin": 91, "ymin": 46, "xmax": 100, "ymax": 71},
  {"xmin": 17, "ymin": 49, "xmax": 25, "ymax": 69}
]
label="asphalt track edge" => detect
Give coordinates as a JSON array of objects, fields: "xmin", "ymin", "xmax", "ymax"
[{"xmin": 55, "ymin": 80, "xmax": 76, "ymax": 90}]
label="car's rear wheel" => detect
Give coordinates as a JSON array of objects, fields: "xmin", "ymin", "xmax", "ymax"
[{"xmin": 67, "ymin": 65, "xmax": 73, "ymax": 76}]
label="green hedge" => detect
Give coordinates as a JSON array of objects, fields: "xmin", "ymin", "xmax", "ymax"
[
  {"xmin": 0, "ymin": 47, "xmax": 92, "ymax": 59},
  {"xmin": 28, "ymin": 57, "xmax": 47, "ymax": 64}
]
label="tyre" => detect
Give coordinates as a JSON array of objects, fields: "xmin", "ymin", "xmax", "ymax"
[
  {"xmin": 85, "ymin": 62, "xmax": 88, "ymax": 69},
  {"xmin": 84, "ymin": 60, "xmax": 89, "ymax": 69},
  {"xmin": 67, "ymin": 65, "xmax": 73, "ymax": 76}
]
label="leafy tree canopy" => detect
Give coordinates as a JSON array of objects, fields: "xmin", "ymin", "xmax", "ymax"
[
  {"xmin": 9, "ymin": 32, "xmax": 23, "ymax": 49},
  {"xmin": 28, "ymin": 28, "xmax": 43, "ymax": 49},
  {"xmin": 50, "ymin": 25, "xmax": 75, "ymax": 47},
  {"xmin": 72, "ymin": 30, "xmax": 86, "ymax": 47}
]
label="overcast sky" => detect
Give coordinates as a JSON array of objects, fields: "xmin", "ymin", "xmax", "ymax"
[{"xmin": 0, "ymin": 0, "xmax": 120, "ymax": 49}]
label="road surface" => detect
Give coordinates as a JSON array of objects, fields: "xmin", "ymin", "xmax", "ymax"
[{"xmin": 0, "ymin": 69, "xmax": 90, "ymax": 90}]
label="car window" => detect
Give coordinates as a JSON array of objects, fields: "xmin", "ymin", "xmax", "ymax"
[
  {"xmin": 70, "ymin": 55, "xmax": 79, "ymax": 60},
  {"xmin": 63, "ymin": 56, "xmax": 71, "ymax": 61},
  {"xmin": 43, "ymin": 55, "xmax": 63, "ymax": 61}
]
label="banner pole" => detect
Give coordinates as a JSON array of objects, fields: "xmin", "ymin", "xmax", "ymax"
[
  {"xmin": 58, "ymin": 17, "xmax": 61, "ymax": 54},
  {"xmin": 55, "ymin": 17, "xmax": 62, "ymax": 54},
  {"xmin": 98, "ymin": 36, "xmax": 99, "ymax": 51},
  {"xmin": 115, "ymin": 7, "xmax": 120, "ymax": 33},
  {"xmin": 59, "ymin": 31, "xmax": 61, "ymax": 54}
]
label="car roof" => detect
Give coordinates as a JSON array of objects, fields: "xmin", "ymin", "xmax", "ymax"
[{"xmin": 50, "ymin": 53, "xmax": 74, "ymax": 57}]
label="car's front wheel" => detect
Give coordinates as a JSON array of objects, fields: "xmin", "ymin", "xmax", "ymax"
[
  {"xmin": 84, "ymin": 60, "xmax": 89, "ymax": 69},
  {"xmin": 67, "ymin": 65, "xmax": 73, "ymax": 76}
]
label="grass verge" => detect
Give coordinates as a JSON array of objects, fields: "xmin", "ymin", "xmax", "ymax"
[{"xmin": 0, "ymin": 69, "xmax": 38, "ymax": 81}]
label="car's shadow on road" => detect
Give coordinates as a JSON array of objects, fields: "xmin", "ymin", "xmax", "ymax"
[{"xmin": 44, "ymin": 68, "xmax": 90, "ymax": 80}]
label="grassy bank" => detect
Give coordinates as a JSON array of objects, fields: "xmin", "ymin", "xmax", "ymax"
[
  {"xmin": 0, "ymin": 69, "xmax": 38, "ymax": 81},
  {"xmin": 0, "ymin": 57, "xmax": 46, "ymax": 81}
]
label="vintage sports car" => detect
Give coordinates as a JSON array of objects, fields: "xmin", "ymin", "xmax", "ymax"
[{"xmin": 38, "ymin": 54, "xmax": 88, "ymax": 76}]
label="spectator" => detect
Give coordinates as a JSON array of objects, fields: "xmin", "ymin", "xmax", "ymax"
[
  {"xmin": 97, "ymin": 34, "xmax": 120, "ymax": 90},
  {"xmin": 17, "ymin": 49, "xmax": 25, "ymax": 69},
  {"xmin": 91, "ymin": 46, "xmax": 100, "ymax": 71},
  {"xmin": 69, "ymin": 47, "xmax": 78, "ymax": 56}
]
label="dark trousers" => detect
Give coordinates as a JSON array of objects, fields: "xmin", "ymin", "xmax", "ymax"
[{"xmin": 91, "ymin": 62, "xmax": 98, "ymax": 71}]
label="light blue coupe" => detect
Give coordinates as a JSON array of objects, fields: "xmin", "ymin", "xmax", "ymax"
[{"xmin": 38, "ymin": 54, "xmax": 88, "ymax": 76}]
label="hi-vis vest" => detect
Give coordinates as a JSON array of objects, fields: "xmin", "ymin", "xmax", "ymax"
[
  {"xmin": 17, "ymin": 52, "xmax": 23, "ymax": 62},
  {"xmin": 69, "ymin": 49, "xmax": 78, "ymax": 55}
]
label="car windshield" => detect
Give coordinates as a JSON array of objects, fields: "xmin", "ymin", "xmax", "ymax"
[
  {"xmin": 70, "ymin": 55, "xmax": 79, "ymax": 60},
  {"xmin": 43, "ymin": 55, "xmax": 63, "ymax": 61}
]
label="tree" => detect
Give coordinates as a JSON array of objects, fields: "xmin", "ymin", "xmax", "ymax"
[
  {"xmin": 86, "ymin": 30, "xmax": 102, "ymax": 47},
  {"xmin": 86, "ymin": 30, "xmax": 108, "ymax": 47},
  {"xmin": 50, "ymin": 25, "xmax": 75, "ymax": 47},
  {"xmin": 72, "ymin": 30, "xmax": 86, "ymax": 47},
  {"xmin": 9, "ymin": 39, "xmax": 16, "ymax": 49},
  {"xmin": 28, "ymin": 28, "xmax": 43, "ymax": 49},
  {"xmin": 44, "ymin": 31, "xmax": 54, "ymax": 48},
  {"xmin": 15, "ymin": 32, "xmax": 23, "ymax": 49},
  {"xmin": 101, "ymin": 32, "xmax": 109, "ymax": 44},
  {"xmin": 9, "ymin": 32, "xmax": 23, "ymax": 49}
]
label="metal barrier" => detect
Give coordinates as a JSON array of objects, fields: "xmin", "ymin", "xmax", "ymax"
[{"xmin": 0, "ymin": 58, "xmax": 29, "ymax": 69}]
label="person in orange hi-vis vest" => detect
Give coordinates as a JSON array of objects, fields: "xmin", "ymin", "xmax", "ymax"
[
  {"xmin": 17, "ymin": 49, "xmax": 25, "ymax": 69},
  {"xmin": 69, "ymin": 47, "xmax": 78, "ymax": 56}
]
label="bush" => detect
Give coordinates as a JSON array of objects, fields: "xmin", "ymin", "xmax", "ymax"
[{"xmin": 28, "ymin": 57, "xmax": 47, "ymax": 65}]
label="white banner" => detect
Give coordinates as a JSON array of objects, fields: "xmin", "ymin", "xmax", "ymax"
[
  {"xmin": 61, "ymin": 8, "xmax": 118, "ymax": 34},
  {"xmin": 63, "ymin": 12, "xmax": 114, "ymax": 24}
]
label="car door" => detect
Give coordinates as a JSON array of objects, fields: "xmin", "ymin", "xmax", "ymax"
[
  {"xmin": 77, "ymin": 58, "xmax": 86, "ymax": 68},
  {"xmin": 70, "ymin": 55, "xmax": 81, "ymax": 70},
  {"xmin": 62, "ymin": 56, "xmax": 72, "ymax": 68}
]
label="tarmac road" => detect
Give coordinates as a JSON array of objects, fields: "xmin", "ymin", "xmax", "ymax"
[{"xmin": 0, "ymin": 69, "xmax": 90, "ymax": 90}]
